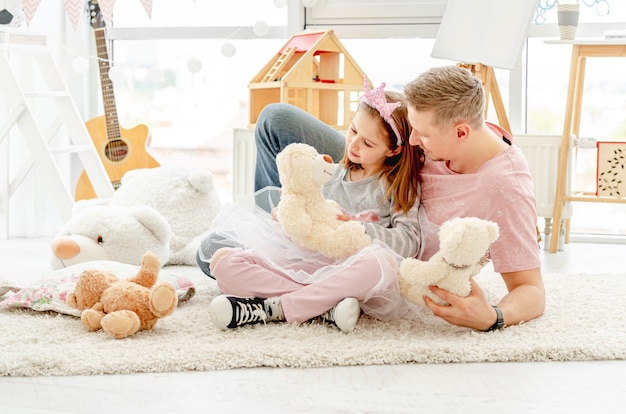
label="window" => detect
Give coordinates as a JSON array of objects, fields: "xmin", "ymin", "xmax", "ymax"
[
  {"xmin": 106, "ymin": 0, "xmax": 626, "ymax": 238},
  {"xmin": 108, "ymin": 1, "xmax": 288, "ymax": 202},
  {"xmin": 526, "ymin": 37, "xmax": 626, "ymax": 236}
]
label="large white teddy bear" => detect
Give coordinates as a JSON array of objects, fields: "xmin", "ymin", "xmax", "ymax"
[
  {"xmin": 275, "ymin": 143, "xmax": 372, "ymax": 259},
  {"xmin": 398, "ymin": 217, "xmax": 500, "ymax": 307},
  {"xmin": 50, "ymin": 166, "xmax": 222, "ymax": 269},
  {"xmin": 109, "ymin": 166, "xmax": 222, "ymax": 265}
]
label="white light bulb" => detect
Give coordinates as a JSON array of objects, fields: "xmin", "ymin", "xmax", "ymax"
[
  {"xmin": 253, "ymin": 20, "xmax": 269, "ymax": 37},
  {"xmin": 108, "ymin": 66, "xmax": 124, "ymax": 83},
  {"xmin": 221, "ymin": 42, "xmax": 236, "ymax": 58},
  {"xmin": 187, "ymin": 57, "xmax": 202, "ymax": 73}
]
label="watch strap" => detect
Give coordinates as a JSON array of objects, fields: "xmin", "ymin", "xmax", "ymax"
[{"xmin": 486, "ymin": 306, "xmax": 504, "ymax": 331}]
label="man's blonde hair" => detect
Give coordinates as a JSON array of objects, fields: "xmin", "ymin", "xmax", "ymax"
[{"xmin": 404, "ymin": 66, "xmax": 485, "ymax": 129}]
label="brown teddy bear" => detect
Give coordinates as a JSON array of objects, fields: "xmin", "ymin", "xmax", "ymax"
[{"xmin": 66, "ymin": 251, "xmax": 178, "ymax": 339}]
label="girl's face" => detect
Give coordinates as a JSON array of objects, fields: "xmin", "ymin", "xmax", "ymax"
[{"xmin": 345, "ymin": 110, "xmax": 399, "ymax": 170}]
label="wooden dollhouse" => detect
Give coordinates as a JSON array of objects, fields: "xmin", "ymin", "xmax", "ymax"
[{"xmin": 248, "ymin": 29, "xmax": 366, "ymax": 129}]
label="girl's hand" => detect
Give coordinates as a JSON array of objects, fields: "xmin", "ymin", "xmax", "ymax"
[
  {"xmin": 353, "ymin": 210, "xmax": 380, "ymax": 222},
  {"xmin": 336, "ymin": 210, "xmax": 380, "ymax": 222}
]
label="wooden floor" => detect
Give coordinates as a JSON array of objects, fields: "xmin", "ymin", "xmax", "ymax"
[{"xmin": 1, "ymin": 235, "xmax": 625, "ymax": 414}]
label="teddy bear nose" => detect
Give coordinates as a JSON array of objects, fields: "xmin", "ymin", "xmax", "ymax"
[
  {"xmin": 50, "ymin": 237, "xmax": 81, "ymax": 259},
  {"xmin": 322, "ymin": 154, "xmax": 332, "ymax": 163}
]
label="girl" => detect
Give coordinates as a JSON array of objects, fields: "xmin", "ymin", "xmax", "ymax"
[{"xmin": 200, "ymin": 77, "xmax": 424, "ymax": 332}]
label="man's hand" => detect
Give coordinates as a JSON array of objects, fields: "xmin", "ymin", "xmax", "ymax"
[
  {"xmin": 423, "ymin": 268, "xmax": 545, "ymax": 330},
  {"xmin": 423, "ymin": 278, "xmax": 497, "ymax": 331}
]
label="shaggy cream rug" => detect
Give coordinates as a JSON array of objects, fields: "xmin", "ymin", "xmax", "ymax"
[{"xmin": 1, "ymin": 269, "xmax": 625, "ymax": 377}]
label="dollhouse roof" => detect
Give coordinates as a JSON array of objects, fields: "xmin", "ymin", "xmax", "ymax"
[{"xmin": 250, "ymin": 29, "xmax": 365, "ymax": 85}]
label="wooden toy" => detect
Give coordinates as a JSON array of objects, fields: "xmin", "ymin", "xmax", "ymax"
[{"xmin": 248, "ymin": 29, "xmax": 366, "ymax": 129}]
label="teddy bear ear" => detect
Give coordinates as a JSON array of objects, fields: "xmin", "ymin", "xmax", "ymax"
[
  {"xmin": 129, "ymin": 206, "xmax": 172, "ymax": 245},
  {"xmin": 184, "ymin": 169, "xmax": 215, "ymax": 194}
]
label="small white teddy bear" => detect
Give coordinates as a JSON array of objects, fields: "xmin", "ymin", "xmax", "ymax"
[
  {"xmin": 398, "ymin": 217, "xmax": 500, "ymax": 307},
  {"xmin": 275, "ymin": 143, "xmax": 372, "ymax": 259}
]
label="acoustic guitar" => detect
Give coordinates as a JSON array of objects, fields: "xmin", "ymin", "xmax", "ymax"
[{"xmin": 75, "ymin": 1, "xmax": 159, "ymax": 201}]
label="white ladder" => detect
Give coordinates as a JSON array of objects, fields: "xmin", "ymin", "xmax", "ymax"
[{"xmin": 0, "ymin": 29, "xmax": 114, "ymax": 230}]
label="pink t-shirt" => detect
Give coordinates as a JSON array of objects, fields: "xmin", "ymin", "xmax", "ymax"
[{"xmin": 419, "ymin": 126, "xmax": 541, "ymax": 273}]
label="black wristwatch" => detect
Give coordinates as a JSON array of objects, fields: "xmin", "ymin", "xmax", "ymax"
[{"xmin": 486, "ymin": 306, "xmax": 504, "ymax": 331}]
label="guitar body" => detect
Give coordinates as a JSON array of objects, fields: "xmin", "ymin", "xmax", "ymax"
[
  {"xmin": 74, "ymin": 116, "xmax": 160, "ymax": 201},
  {"xmin": 75, "ymin": 2, "xmax": 160, "ymax": 201}
]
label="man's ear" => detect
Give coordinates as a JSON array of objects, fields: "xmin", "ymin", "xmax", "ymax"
[{"xmin": 455, "ymin": 123, "xmax": 471, "ymax": 142}]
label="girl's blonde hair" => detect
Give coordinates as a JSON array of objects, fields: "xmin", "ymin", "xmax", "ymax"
[
  {"xmin": 404, "ymin": 65, "xmax": 485, "ymax": 129},
  {"xmin": 341, "ymin": 90, "xmax": 423, "ymax": 214}
]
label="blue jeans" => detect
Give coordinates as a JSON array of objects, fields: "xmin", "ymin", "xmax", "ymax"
[
  {"xmin": 196, "ymin": 187, "xmax": 281, "ymax": 279},
  {"xmin": 196, "ymin": 231, "xmax": 247, "ymax": 279},
  {"xmin": 254, "ymin": 103, "xmax": 346, "ymax": 191}
]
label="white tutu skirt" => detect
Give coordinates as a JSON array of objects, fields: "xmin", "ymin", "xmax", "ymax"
[{"xmin": 198, "ymin": 187, "xmax": 409, "ymax": 321}]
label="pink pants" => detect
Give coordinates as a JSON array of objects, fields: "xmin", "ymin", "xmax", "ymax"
[{"xmin": 211, "ymin": 247, "xmax": 404, "ymax": 324}]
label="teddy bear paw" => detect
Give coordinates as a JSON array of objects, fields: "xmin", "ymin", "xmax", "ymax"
[
  {"xmin": 81, "ymin": 309, "xmax": 104, "ymax": 331},
  {"xmin": 149, "ymin": 282, "xmax": 178, "ymax": 317},
  {"xmin": 397, "ymin": 274, "xmax": 410, "ymax": 297},
  {"xmin": 101, "ymin": 310, "xmax": 141, "ymax": 339}
]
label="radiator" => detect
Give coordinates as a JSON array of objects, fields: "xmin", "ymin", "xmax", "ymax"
[
  {"xmin": 515, "ymin": 135, "xmax": 572, "ymax": 219},
  {"xmin": 516, "ymin": 134, "xmax": 573, "ymax": 249}
]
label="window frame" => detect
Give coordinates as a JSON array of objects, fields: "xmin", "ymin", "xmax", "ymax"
[{"xmin": 303, "ymin": 0, "xmax": 447, "ymax": 38}]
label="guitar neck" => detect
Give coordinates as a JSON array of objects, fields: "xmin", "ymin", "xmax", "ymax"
[{"xmin": 94, "ymin": 27, "xmax": 121, "ymax": 141}]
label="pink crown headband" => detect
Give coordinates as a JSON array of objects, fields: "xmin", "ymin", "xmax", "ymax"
[{"xmin": 361, "ymin": 76, "xmax": 403, "ymax": 146}]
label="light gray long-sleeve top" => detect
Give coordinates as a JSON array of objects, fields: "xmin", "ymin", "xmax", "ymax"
[{"xmin": 321, "ymin": 165, "xmax": 421, "ymax": 258}]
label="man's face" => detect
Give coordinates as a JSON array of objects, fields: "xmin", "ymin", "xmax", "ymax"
[{"xmin": 407, "ymin": 107, "xmax": 456, "ymax": 162}]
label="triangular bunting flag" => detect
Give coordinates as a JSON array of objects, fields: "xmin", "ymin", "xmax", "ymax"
[
  {"xmin": 63, "ymin": 0, "xmax": 83, "ymax": 31},
  {"xmin": 22, "ymin": 0, "xmax": 42, "ymax": 27},
  {"xmin": 140, "ymin": 0, "xmax": 153, "ymax": 18},
  {"xmin": 98, "ymin": 0, "xmax": 116, "ymax": 25}
]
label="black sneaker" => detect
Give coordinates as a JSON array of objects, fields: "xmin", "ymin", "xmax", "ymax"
[
  {"xmin": 211, "ymin": 295, "xmax": 284, "ymax": 330},
  {"xmin": 319, "ymin": 297, "xmax": 360, "ymax": 332}
]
